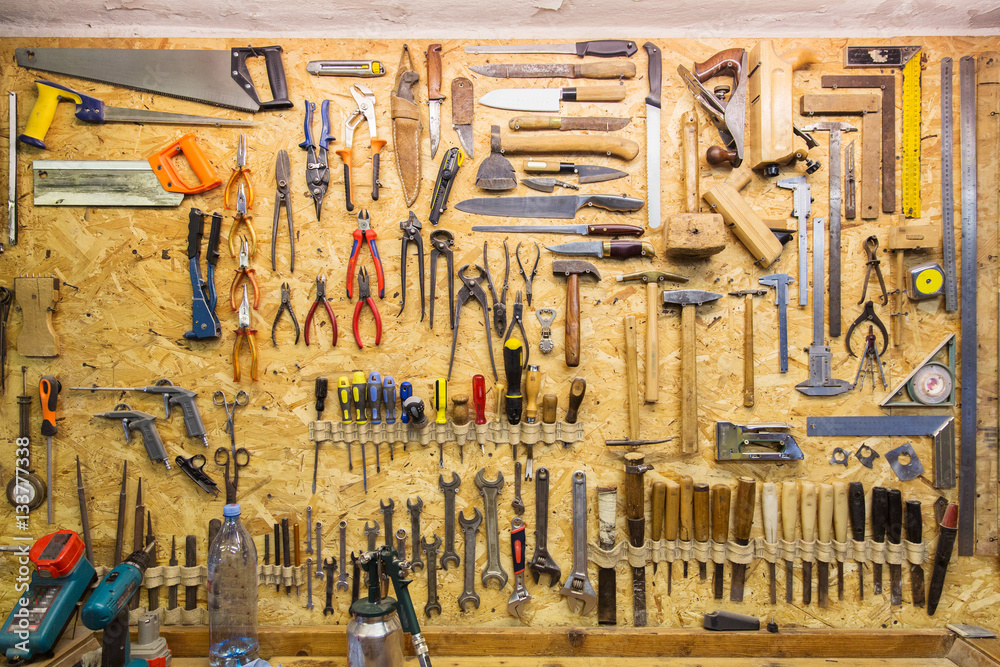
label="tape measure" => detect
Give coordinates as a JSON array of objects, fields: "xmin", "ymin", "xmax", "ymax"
[
  {"xmin": 901, "ymin": 51, "xmax": 923, "ymax": 218},
  {"xmin": 907, "ymin": 262, "xmax": 945, "ymax": 299}
]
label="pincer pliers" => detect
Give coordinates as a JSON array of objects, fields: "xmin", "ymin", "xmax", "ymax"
[
  {"xmin": 271, "ymin": 282, "xmax": 300, "ymax": 346},
  {"xmin": 352, "ymin": 267, "xmax": 383, "ymax": 349},
  {"xmin": 448, "ymin": 264, "xmax": 498, "ymax": 382},
  {"xmin": 347, "ymin": 209, "xmax": 385, "ymax": 300},
  {"xmin": 398, "ymin": 212, "xmax": 425, "ymax": 321},
  {"xmin": 305, "ymin": 276, "xmax": 338, "ymax": 347},
  {"xmin": 336, "ymin": 84, "xmax": 386, "ymax": 212},
  {"xmin": 300, "ymin": 100, "xmax": 333, "ymax": 220}
]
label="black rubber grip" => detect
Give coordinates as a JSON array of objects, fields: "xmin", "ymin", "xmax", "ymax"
[
  {"xmin": 887, "ymin": 489, "xmax": 903, "ymax": 545},
  {"xmin": 905, "ymin": 500, "xmax": 922, "ymax": 543},
  {"xmin": 232, "ymin": 46, "xmax": 293, "ymax": 110},
  {"xmin": 643, "ymin": 42, "xmax": 662, "ymax": 108},
  {"xmin": 871, "ymin": 487, "xmax": 888, "ymax": 542},
  {"xmin": 848, "ymin": 481, "xmax": 866, "ymax": 541},
  {"xmin": 187, "ymin": 208, "xmax": 205, "ymax": 260},
  {"xmin": 206, "ymin": 213, "xmax": 223, "ymax": 266},
  {"xmin": 372, "ymin": 153, "xmax": 381, "ymax": 201},
  {"xmin": 344, "ymin": 164, "xmax": 353, "ymax": 212}
]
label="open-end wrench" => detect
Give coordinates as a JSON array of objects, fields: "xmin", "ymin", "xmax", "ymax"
[
  {"xmin": 508, "ymin": 516, "xmax": 531, "ymax": 620},
  {"xmin": 407, "ymin": 496, "xmax": 425, "ymax": 571},
  {"xmin": 306, "ymin": 506, "xmax": 313, "ymax": 555},
  {"xmin": 323, "ymin": 558, "xmax": 336, "ymax": 615},
  {"xmin": 560, "ymin": 470, "xmax": 596, "ymax": 615},
  {"xmin": 475, "ymin": 467, "xmax": 508, "ymax": 589},
  {"xmin": 512, "ymin": 462, "xmax": 525, "ymax": 515},
  {"xmin": 364, "ymin": 520, "xmax": 380, "ymax": 552},
  {"xmin": 315, "ymin": 522, "xmax": 324, "ymax": 579},
  {"xmin": 458, "ymin": 508, "xmax": 482, "ymax": 611},
  {"xmin": 421, "ymin": 534, "xmax": 442, "ymax": 617},
  {"xmin": 380, "ymin": 498, "xmax": 395, "ymax": 547},
  {"xmin": 305, "ymin": 558, "xmax": 314, "ymax": 610},
  {"xmin": 528, "ymin": 467, "xmax": 561, "ymax": 586},
  {"xmin": 350, "ymin": 552, "xmax": 360, "ymax": 604},
  {"xmin": 439, "ymin": 472, "xmax": 461, "ymax": 570},
  {"xmin": 337, "ymin": 520, "xmax": 349, "ymax": 592},
  {"xmin": 395, "ymin": 528, "xmax": 407, "ymax": 561}
]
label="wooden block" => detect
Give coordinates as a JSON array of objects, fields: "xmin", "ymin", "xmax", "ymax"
[
  {"xmin": 887, "ymin": 223, "xmax": 942, "ymax": 250},
  {"xmin": 14, "ymin": 275, "xmax": 60, "ymax": 358},
  {"xmin": 702, "ymin": 169, "xmax": 782, "ymax": 267},
  {"xmin": 664, "ymin": 212, "xmax": 726, "ymax": 258}
]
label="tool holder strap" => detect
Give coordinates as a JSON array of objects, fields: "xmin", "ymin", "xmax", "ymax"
[
  {"xmin": 869, "ymin": 539, "xmax": 888, "ymax": 564},
  {"xmin": 727, "ymin": 540, "xmax": 755, "ymax": 565},
  {"xmin": 691, "ymin": 539, "xmax": 712, "ymax": 564},
  {"xmin": 904, "ymin": 538, "xmax": 928, "ymax": 565},
  {"xmin": 309, "ymin": 419, "xmax": 585, "ymax": 449},
  {"xmin": 760, "ymin": 539, "xmax": 781, "ymax": 564},
  {"xmin": 779, "ymin": 538, "xmax": 798, "ymax": 562},
  {"xmin": 799, "ymin": 539, "xmax": 818, "ymax": 562},
  {"xmin": 852, "ymin": 538, "xmax": 868, "ymax": 562},
  {"xmin": 259, "ymin": 563, "xmax": 303, "ymax": 588},
  {"xmin": 648, "ymin": 538, "xmax": 671, "ymax": 563},
  {"xmin": 832, "ymin": 539, "xmax": 852, "ymax": 563},
  {"xmin": 626, "ymin": 542, "xmax": 649, "ymax": 568},
  {"xmin": 815, "ymin": 539, "xmax": 836, "ymax": 564},
  {"xmin": 588, "ymin": 541, "xmax": 625, "ymax": 569},
  {"xmin": 126, "ymin": 605, "xmax": 207, "ymax": 626},
  {"xmin": 94, "ymin": 564, "xmax": 206, "ymax": 589},
  {"xmin": 885, "ymin": 540, "xmax": 907, "ymax": 565},
  {"xmin": 710, "ymin": 539, "xmax": 728, "ymax": 564}
]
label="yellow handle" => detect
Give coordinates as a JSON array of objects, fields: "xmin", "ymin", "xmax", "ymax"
[
  {"xmin": 435, "ymin": 379, "xmax": 448, "ymax": 425},
  {"xmin": 21, "ymin": 80, "xmax": 82, "ymax": 149}
]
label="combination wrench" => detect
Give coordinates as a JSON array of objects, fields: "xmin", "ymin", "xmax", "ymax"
[
  {"xmin": 475, "ymin": 467, "xmax": 508, "ymax": 589},
  {"xmin": 395, "ymin": 528, "xmax": 407, "ymax": 560},
  {"xmin": 337, "ymin": 520, "xmax": 349, "ymax": 592},
  {"xmin": 458, "ymin": 508, "xmax": 482, "ymax": 611},
  {"xmin": 304, "ymin": 557, "xmax": 314, "ymax": 610},
  {"xmin": 380, "ymin": 498, "xmax": 395, "ymax": 546},
  {"xmin": 306, "ymin": 506, "xmax": 313, "ymax": 555},
  {"xmin": 407, "ymin": 496, "xmax": 424, "ymax": 571},
  {"xmin": 560, "ymin": 470, "xmax": 596, "ymax": 615},
  {"xmin": 315, "ymin": 522, "xmax": 324, "ymax": 579},
  {"xmin": 364, "ymin": 520, "xmax": 380, "ymax": 551},
  {"xmin": 323, "ymin": 557, "xmax": 337, "ymax": 615},
  {"xmin": 439, "ymin": 472, "xmax": 461, "ymax": 569},
  {"xmin": 421, "ymin": 534, "xmax": 442, "ymax": 617},
  {"xmin": 528, "ymin": 467, "xmax": 561, "ymax": 586}
]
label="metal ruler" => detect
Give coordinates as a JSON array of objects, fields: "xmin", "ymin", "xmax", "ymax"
[
  {"xmin": 958, "ymin": 55, "xmax": 978, "ymax": 556},
  {"xmin": 941, "ymin": 58, "xmax": 958, "ymax": 312},
  {"xmin": 901, "ymin": 52, "xmax": 923, "ymax": 218},
  {"xmin": 7, "ymin": 91, "xmax": 15, "ymax": 248}
]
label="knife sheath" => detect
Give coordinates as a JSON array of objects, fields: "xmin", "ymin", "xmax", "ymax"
[
  {"xmin": 500, "ymin": 133, "xmax": 640, "ymax": 161},
  {"xmin": 391, "ymin": 45, "xmax": 422, "ymax": 207},
  {"xmin": 509, "ymin": 116, "xmax": 631, "ymax": 132},
  {"xmin": 597, "ymin": 485, "xmax": 618, "ymax": 625}
]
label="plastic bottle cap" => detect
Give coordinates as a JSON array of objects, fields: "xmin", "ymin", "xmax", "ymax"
[{"xmin": 223, "ymin": 503, "xmax": 241, "ymax": 517}]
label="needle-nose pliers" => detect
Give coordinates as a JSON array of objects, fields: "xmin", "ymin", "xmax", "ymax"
[
  {"xmin": 224, "ymin": 132, "xmax": 254, "ymax": 210},
  {"xmin": 229, "ymin": 238, "xmax": 260, "ymax": 311},
  {"xmin": 232, "ymin": 285, "xmax": 258, "ymax": 382}
]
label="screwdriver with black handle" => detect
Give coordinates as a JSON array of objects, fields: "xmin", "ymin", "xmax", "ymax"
[
  {"xmin": 351, "ymin": 371, "xmax": 368, "ymax": 491},
  {"xmin": 503, "ymin": 339, "xmax": 524, "ymax": 462},
  {"xmin": 312, "ymin": 377, "xmax": 328, "ymax": 493},
  {"xmin": 906, "ymin": 500, "xmax": 925, "ymax": 607},
  {"xmin": 39, "ymin": 374, "xmax": 61, "ymax": 524},
  {"xmin": 848, "ymin": 481, "xmax": 866, "ymax": 600}
]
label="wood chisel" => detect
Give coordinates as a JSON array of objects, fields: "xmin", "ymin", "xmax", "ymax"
[
  {"xmin": 729, "ymin": 477, "xmax": 756, "ymax": 602},
  {"xmin": 650, "ymin": 482, "xmax": 665, "ymax": 575},
  {"xmin": 665, "ymin": 480, "xmax": 680, "ymax": 594},
  {"xmin": 282, "ymin": 518, "xmax": 292, "ymax": 595},
  {"xmin": 596, "ymin": 485, "xmax": 618, "ymax": 625},
  {"xmin": 679, "ymin": 476, "xmax": 694, "ymax": 578},
  {"xmin": 761, "ymin": 482, "xmax": 778, "ymax": 604},
  {"xmin": 887, "ymin": 489, "xmax": 903, "ymax": 605},
  {"xmin": 800, "ymin": 481, "xmax": 816, "ymax": 605},
  {"xmin": 693, "ymin": 483, "xmax": 710, "ymax": 581},
  {"xmin": 711, "ymin": 483, "xmax": 730, "ymax": 600},
  {"xmin": 781, "ymin": 481, "xmax": 798, "ymax": 603},
  {"xmin": 848, "ymin": 481, "xmax": 866, "ymax": 599},
  {"xmin": 167, "ymin": 535, "xmax": 178, "ymax": 610},
  {"xmin": 871, "ymin": 487, "xmax": 888, "ymax": 595},
  {"xmin": 624, "ymin": 453, "xmax": 651, "ymax": 626},
  {"xmin": 184, "ymin": 535, "xmax": 197, "ymax": 610},
  {"xmin": 906, "ymin": 500, "xmax": 925, "ymax": 607},
  {"xmin": 131, "ymin": 478, "xmax": 144, "ymax": 610},
  {"xmin": 274, "ymin": 523, "xmax": 282, "ymax": 593},
  {"xmin": 816, "ymin": 483, "xmax": 833, "ymax": 608},
  {"xmin": 833, "ymin": 482, "xmax": 849, "ymax": 601}
]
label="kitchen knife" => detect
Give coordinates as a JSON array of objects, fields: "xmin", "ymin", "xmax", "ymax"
[
  {"xmin": 472, "ymin": 223, "xmax": 644, "ymax": 237},
  {"xmin": 523, "ymin": 160, "xmax": 628, "ymax": 184},
  {"xmin": 644, "ymin": 41, "xmax": 662, "ymax": 230},
  {"xmin": 456, "ymin": 194, "xmax": 643, "ymax": 219},
  {"xmin": 464, "ymin": 40, "xmax": 639, "ymax": 58},
  {"xmin": 479, "ymin": 86, "xmax": 626, "ymax": 113},
  {"xmin": 471, "ymin": 62, "xmax": 636, "ymax": 79},
  {"xmin": 546, "ymin": 240, "xmax": 655, "ymax": 259}
]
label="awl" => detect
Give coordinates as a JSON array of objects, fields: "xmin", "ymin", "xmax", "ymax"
[
  {"xmin": 465, "ymin": 40, "xmax": 639, "ymax": 58},
  {"xmin": 472, "ymin": 223, "xmax": 643, "ymax": 237},
  {"xmin": 19, "ymin": 79, "xmax": 255, "ymax": 150},
  {"xmin": 547, "ymin": 240, "xmax": 655, "ymax": 260},
  {"xmin": 523, "ymin": 160, "xmax": 628, "ymax": 183},
  {"xmin": 456, "ymin": 194, "xmax": 642, "ymax": 219},
  {"xmin": 471, "ymin": 62, "xmax": 636, "ymax": 79},
  {"xmin": 479, "ymin": 86, "xmax": 626, "ymax": 113}
]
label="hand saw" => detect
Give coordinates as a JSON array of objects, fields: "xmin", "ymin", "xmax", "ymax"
[{"xmin": 16, "ymin": 46, "xmax": 294, "ymax": 113}]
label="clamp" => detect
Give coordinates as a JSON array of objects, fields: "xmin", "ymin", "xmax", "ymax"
[
  {"xmin": 271, "ymin": 149, "xmax": 294, "ymax": 273},
  {"xmin": 227, "ymin": 183, "xmax": 256, "ymax": 259},
  {"xmin": 336, "ymin": 84, "xmax": 386, "ymax": 212},
  {"xmin": 224, "ymin": 132, "xmax": 254, "ymax": 210},
  {"xmin": 346, "ymin": 209, "xmax": 385, "ymax": 299},
  {"xmin": 516, "ymin": 241, "xmax": 540, "ymax": 307},
  {"xmin": 232, "ymin": 285, "xmax": 258, "ymax": 382},
  {"xmin": 483, "ymin": 241, "xmax": 509, "ymax": 336},
  {"xmin": 430, "ymin": 230, "xmax": 455, "ymax": 330},
  {"xmin": 847, "ymin": 300, "xmax": 888, "ymax": 358},
  {"xmin": 448, "ymin": 265, "xmax": 498, "ymax": 382},
  {"xmin": 352, "ymin": 267, "xmax": 383, "ymax": 349},
  {"xmin": 229, "ymin": 238, "xmax": 260, "ymax": 311},
  {"xmin": 271, "ymin": 282, "xmax": 300, "ymax": 346},
  {"xmin": 300, "ymin": 99, "xmax": 333, "ymax": 220},
  {"xmin": 305, "ymin": 276, "xmax": 338, "ymax": 347},
  {"xmin": 398, "ymin": 212, "xmax": 425, "ymax": 321},
  {"xmin": 859, "ymin": 235, "xmax": 888, "ymax": 305},
  {"xmin": 503, "ymin": 291, "xmax": 528, "ymax": 368}
]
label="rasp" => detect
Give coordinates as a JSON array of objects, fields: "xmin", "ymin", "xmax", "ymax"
[
  {"xmin": 472, "ymin": 61, "xmax": 635, "ymax": 79},
  {"xmin": 456, "ymin": 194, "xmax": 642, "ymax": 219},
  {"xmin": 464, "ymin": 40, "xmax": 639, "ymax": 58},
  {"xmin": 644, "ymin": 42, "xmax": 662, "ymax": 230}
]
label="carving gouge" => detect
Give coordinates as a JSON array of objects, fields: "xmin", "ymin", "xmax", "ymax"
[
  {"xmin": 679, "ymin": 476, "xmax": 694, "ymax": 578},
  {"xmin": 711, "ymin": 483, "xmax": 730, "ymax": 600},
  {"xmin": 665, "ymin": 479, "xmax": 680, "ymax": 594},
  {"xmin": 816, "ymin": 483, "xmax": 833, "ymax": 608},
  {"xmin": 800, "ymin": 481, "xmax": 817, "ymax": 605},
  {"xmin": 871, "ymin": 487, "xmax": 888, "ymax": 595},
  {"xmin": 833, "ymin": 482, "xmax": 849, "ymax": 601},
  {"xmin": 761, "ymin": 482, "xmax": 778, "ymax": 604},
  {"xmin": 906, "ymin": 500, "xmax": 925, "ymax": 607},
  {"xmin": 694, "ymin": 483, "xmax": 710, "ymax": 581},
  {"xmin": 782, "ymin": 481, "xmax": 798, "ymax": 603}
]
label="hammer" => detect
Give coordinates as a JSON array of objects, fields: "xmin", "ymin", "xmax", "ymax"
[
  {"xmin": 553, "ymin": 260, "xmax": 601, "ymax": 367},
  {"xmin": 728, "ymin": 288, "xmax": 767, "ymax": 407},
  {"xmin": 616, "ymin": 270, "xmax": 688, "ymax": 402},
  {"xmin": 661, "ymin": 289, "xmax": 723, "ymax": 453}
]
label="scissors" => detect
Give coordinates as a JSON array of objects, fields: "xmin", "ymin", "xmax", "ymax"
[{"xmin": 213, "ymin": 390, "xmax": 250, "ymax": 503}]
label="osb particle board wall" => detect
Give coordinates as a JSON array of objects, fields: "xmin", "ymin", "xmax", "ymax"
[{"xmin": 1, "ymin": 36, "xmax": 998, "ymax": 630}]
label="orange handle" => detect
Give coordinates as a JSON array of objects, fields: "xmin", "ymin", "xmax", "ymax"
[{"xmin": 147, "ymin": 134, "xmax": 222, "ymax": 195}]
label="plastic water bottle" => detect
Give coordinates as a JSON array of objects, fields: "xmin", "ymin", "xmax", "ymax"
[{"xmin": 208, "ymin": 504, "xmax": 259, "ymax": 667}]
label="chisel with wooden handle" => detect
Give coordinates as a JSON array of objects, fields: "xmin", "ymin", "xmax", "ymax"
[
  {"xmin": 848, "ymin": 481, "xmax": 866, "ymax": 600},
  {"xmin": 711, "ymin": 483, "xmax": 730, "ymax": 599},
  {"xmin": 887, "ymin": 489, "xmax": 903, "ymax": 605},
  {"xmin": 730, "ymin": 477, "xmax": 756, "ymax": 602},
  {"xmin": 694, "ymin": 483, "xmax": 710, "ymax": 581},
  {"xmin": 761, "ymin": 482, "xmax": 778, "ymax": 604},
  {"xmin": 800, "ymin": 481, "xmax": 817, "ymax": 605},
  {"xmin": 782, "ymin": 481, "xmax": 798, "ymax": 603},
  {"xmin": 665, "ymin": 479, "xmax": 680, "ymax": 594},
  {"xmin": 624, "ymin": 452, "xmax": 651, "ymax": 626},
  {"xmin": 597, "ymin": 485, "xmax": 618, "ymax": 625},
  {"xmin": 184, "ymin": 535, "xmax": 197, "ymax": 610},
  {"xmin": 871, "ymin": 487, "xmax": 888, "ymax": 595},
  {"xmin": 817, "ymin": 483, "xmax": 833, "ymax": 608},
  {"xmin": 651, "ymin": 482, "xmax": 665, "ymax": 576},
  {"xmin": 679, "ymin": 476, "xmax": 694, "ymax": 578},
  {"xmin": 833, "ymin": 482, "xmax": 849, "ymax": 601},
  {"xmin": 906, "ymin": 500, "xmax": 925, "ymax": 607}
]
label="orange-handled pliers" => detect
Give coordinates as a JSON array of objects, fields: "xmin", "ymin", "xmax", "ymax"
[
  {"xmin": 230, "ymin": 238, "xmax": 260, "ymax": 311},
  {"xmin": 224, "ymin": 133, "xmax": 254, "ymax": 209},
  {"xmin": 352, "ymin": 267, "xmax": 383, "ymax": 349},
  {"xmin": 305, "ymin": 276, "xmax": 338, "ymax": 347},
  {"xmin": 228, "ymin": 183, "xmax": 257, "ymax": 258},
  {"xmin": 346, "ymin": 209, "xmax": 384, "ymax": 300},
  {"xmin": 232, "ymin": 284, "xmax": 258, "ymax": 382},
  {"xmin": 335, "ymin": 84, "xmax": 386, "ymax": 212}
]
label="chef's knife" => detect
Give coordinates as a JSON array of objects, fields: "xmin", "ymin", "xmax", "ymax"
[
  {"xmin": 456, "ymin": 194, "xmax": 642, "ymax": 219},
  {"xmin": 470, "ymin": 62, "xmax": 636, "ymax": 79},
  {"xmin": 546, "ymin": 240, "xmax": 656, "ymax": 259},
  {"xmin": 472, "ymin": 223, "xmax": 644, "ymax": 237},
  {"xmin": 479, "ymin": 86, "xmax": 626, "ymax": 113},
  {"xmin": 464, "ymin": 40, "xmax": 639, "ymax": 58}
]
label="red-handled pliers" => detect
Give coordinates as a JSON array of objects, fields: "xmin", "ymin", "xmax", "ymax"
[
  {"xmin": 346, "ymin": 209, "xmax": 384, "ymax": 299},
  {"xmin": 305, "ymin": 276, "xmax": 337, "ymax": 347},
  {"xmin": 352, "ymin": 267, "xmax": 383, "ymax": 349}
]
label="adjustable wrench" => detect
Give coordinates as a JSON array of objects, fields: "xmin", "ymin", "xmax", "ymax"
[
  {"xmin": 315, "ymin": 522, "xmax": 324, "ymax": 579},
  {"xmin": 323, "ymin": 558, "xmax": 336, "ymax": 615},
  {"xmin": 421, "ymin": 534, "xmax": 442, "ymax": 617},
  {"xmin": 337, "ymin": 520, "xmax": 349, "ymax": 592},
  {"xmin": 475, "ymin": 467, "xmax": 508, "ymax": 589},
  {"xmin": 380, "ymin": 498, "xmax": 395, "ymax": 547},
  {"xmin": 439, "ymin": 472, "xmax": 461, "ymax": 569},
  {"xmin": 560, "ymin": 470, "xmax": 596, "ymax": 615},
  {"xmin": 528, "ymin": 467, "xmax": 561, "ymax": 586},
  {"xmin": 407, "ymin": 496, "xmax": 425, "ymax": 571},
  {"xmin": 458, "ymin": 508, "xmax": 482, "ymax": 611},
  {"xmin": 507, "ymin": 516, "xmax": 531, "ymax": 620},
  {"xmin": 305, "ymin": 557, "xmax": 314, "ymax": 610}
]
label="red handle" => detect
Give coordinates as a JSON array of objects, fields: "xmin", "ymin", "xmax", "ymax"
[{"xmin": 473, "ymin": 374, "xmax": 486, "ymax": 424}]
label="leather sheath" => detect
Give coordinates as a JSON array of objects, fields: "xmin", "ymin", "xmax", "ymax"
[{"xmin": 392, "ymin": 45, "xmax": 422, "ymax": 207}]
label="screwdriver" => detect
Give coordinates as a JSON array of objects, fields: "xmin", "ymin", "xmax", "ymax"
[
  {"xmin": 503, "ymin": 339, "xmax": 524, "ymax": 462},
  {"xmin": 523, "ymin": 364, "xmax": 541, "ymax": 479},
  {"xmin": 312, "ymin": 377, "xmax": 329, "ymax": 493},
  {"xmin": 472, "ymin": 374, "xmax": 486, "ymax": 455},
  {"xmin": 434, "ymin": 378, "xmax": 447, "ymax": 466},
  {"xmin": 337, "ymin": 376, "xmax": 354, "ymax": 470},
  {"xmin": 368, "ymin": 372, "xmax": 382, "ymax": 473},
  {"xmin": 39, "ymin": 374, "xmax": 61, "ymax": 524},
  {"xmin": 399, "ymin": 382, "xmax": 413, "ymax": 424},
  {"xmin": 351, "ymin": 371, "xmax": 368, "ymax": 492},
  {"xmin": 382, "ymin": 376, "xmax": 396, "ymax": 460}
]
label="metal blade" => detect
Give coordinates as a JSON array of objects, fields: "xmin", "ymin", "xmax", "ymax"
[
  {"xmin": 456, "ymin": 195, "xmax": 583, "ymax": 219},
  {"xmin": 472, "ymin": 224, "xmax": 587, "ymax": 235},
  {"xmin": 646, "ymin": 103, "xmax": 661, "ymax": 229},
  {"xmin": 465, "ymin": 44, "xmax": 575, "ymax": 55},
  {"xmin": 32, "ymin": 160, "xmax": 183, "ymax": 207},
  {"xmin": 16, "ymin": 48, "xmax": 258, "ymax": 112},
  {"xmin": 577, "ymin": 165, "xmax": 629, "ymax": 183},
  {"xmin": 454, "ymin": 123, "xmax": 474, "ymax": 158},
  {"xmin": 471, "ymin": 64, "xmax": 578, "ymax": 78},
  {"xmin": 478, "ymin": 89, "xmax": 561, "ymax": 113},
  {"xmin": 545, "ymin": 241, "xmax": 602, "ymax": 258},
  {"xmin": 103, "ymin": 107, "xmax": 256, "ymax": 126},
  {"xmin": 8, "ymin": 91, "xmax": 16, "ymax": 247},
  {"xmin": 429, "ymin": 100, "xmax": 442, "ymax": 159}
]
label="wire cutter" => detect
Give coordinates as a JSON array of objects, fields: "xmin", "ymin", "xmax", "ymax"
[
  {"xmin": 336, "ymin": 84, "xmax": 386, "ymax": 212},
  {"xmin": 483, "ymin": 241, "xmax": 509, "ymax": 335},
  {"xmin": 347, "ymin": 209, "xmax": 385, "ymax": 299},
  {"xmin": 271, "ymin": 149, "xmax": 294, "ymax": 273},
  {"xmin": 504, "ymin": 291, "xmax": 529, "ymax": 368},
  {"xmin": 224, "ymin": 132, "xmax": 254, "ymax": 210},
  {"xmin": 232, "ymin": 285, "xmax": 258, "ymax": 382},
  {"xmin": 430, "ymin": 229, "xmax": 455, "ymax": 330},
  {"xmin": 305, "ymin": 276, "xmax": 338, "ymax": 347},
  {"xmin": 398, "ymin": 212, "xmax": 425, "ymax": 321},
  {"xmin": 229, "ymin": 237, "xmax": 260, "ymax": 311},
  {"xmin": 516, "ymin": 241, "xmax": 540, "ymax": 307},
  {"xmin": 859, "ymin": 235, "xmax": 888, "ymax": 305},
  {"xmin": 448, "ymin": 264, "xmax": 498, "ymax": 382},
  {"xmin": 271, "ymin": 282, "xmax": 300, "ymax": 346},
  {"xmin": 228, "ymin": 183, "xmax": 256, "ymax": 259},
  {"xmin": 352, "ymin": 267, "xmax": 383, "ymax": 349},
  {"xmin": 300, "ymin": 100, "xmax": 333, "ymax": 220}
]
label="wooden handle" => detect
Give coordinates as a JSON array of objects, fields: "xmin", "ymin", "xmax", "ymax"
[
  {"xmin": 732, "ymin": 477, "xmax": 756, "ymax": 543},
  {"xmin": 833, "ymin": 481, "xmax": 848, "ymax": 543},
  {"xmin": 800, "ymin": 481, "xmax": 817, "ymax": 542},
  {"xmin": 680, "ymin": 304, "xmax": 698, "ymax": 454},
  {"xmin": 565, "ymin": 377, "xmax": 586, "ymax": 423},
  {"xmin": 597, "ymin": 485, "xmax": 618, "ymax": 550},
  {"xmin": 426, "ymin": 44, "xmax": 444, "ymax": 100},
  {"xmin": 702, "ymin": 171, "xmax": 783, "ymax": 268},
  {"xmin": 625, "ymin": 315, "xmax": 640, "ymax": 439},
  {"xmin": 623, "ymin": 453, "xmax": 648, "ymax": 549},
  {"xmin": 524, "ymin": 368, "xmax": 541, "ymax": 422},
  {"xmin": 817, "ymin": 484, "xmax": 834, "ymax": 542},
  {"xmin": 651, "ymin": 481, "xmax": 666, "ymax": 542},
  {"xmin": 542, "ymin": 394, "xmax": 558, "ymax": 424},
  {"xmin": 681, "ymin": 111, "xmax": 700, "ymax": 214},
  {"xmin": 781, "ymin": 481, "xmax": 798, "ymax": 542},
  {"xmin": 493, "ymin": 381, "xmax": 506, "ymax": 424},
  {"xmin": 522, "ymin": 159, "xmax": 562, "ymax": 172},
  {"xmin": 576, "ymin": 61, "xmax": 637, "ymax": 78},
  {"xmin": 762, "ymin": 482, "xmax": 778, "ymax": 543},
  {"xmin": 693, "ymin": 483, "xmax": 710, "ymax": 543},
  {"xmin": 451, "ymin": 77, "xmax": 473, "ymax": 125},
  {"xmin": 511, "ymin": 117, "xmax": 565, "ymax": 130},
  {"xmin": 726, "ymin": 168, "xmax": 754, "ymax": 191},
  {"xmin": 14, "ymin": 276, "xmax": 60, "ymax": 357},
  {"xmin": 452, "ymin": 395, "xmax": 470, "ymax": 426},
  {"xmin": 501, "ymin": 134, "xmax": 640, "ymax": 160},
  {"xmin": 782, "ymin": 47, "xmax": 819, "ymax": 71},
  {"xmin": 711, "ymin": 484, "xmax": 731, "ymax": 543},
  {"xmin": 572, "ymin": 85, "xmax": 628, "ymax": 102},
  {"xmin": 679, "ymin": 476, "xmax": 694, "ymax": 541},
  {"xmin": 566, "ymin": 273, "xmax": 581, "ymax": 367},
  {"xmin": 664, "ymin": 479, "xmax": 680, "ymax": 541},
  {"xmin": 706, "ymin": 145, "xmax": 740, "ymax": 167},
  {"xmin": 693, "ymin": 48, "xmax": 744, "ymax": 82},
  {"xmin": 743, "ymin": 295, "xmax": 754, "ymax": 408},
  {"xmin": 644, "ymin": 282, "xmax": 658, "ymax": 403}
]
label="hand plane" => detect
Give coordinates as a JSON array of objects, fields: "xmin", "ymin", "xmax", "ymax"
[{"xmin": 678, "ymin": 48, "xmax": 747, "ymax": 168}]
